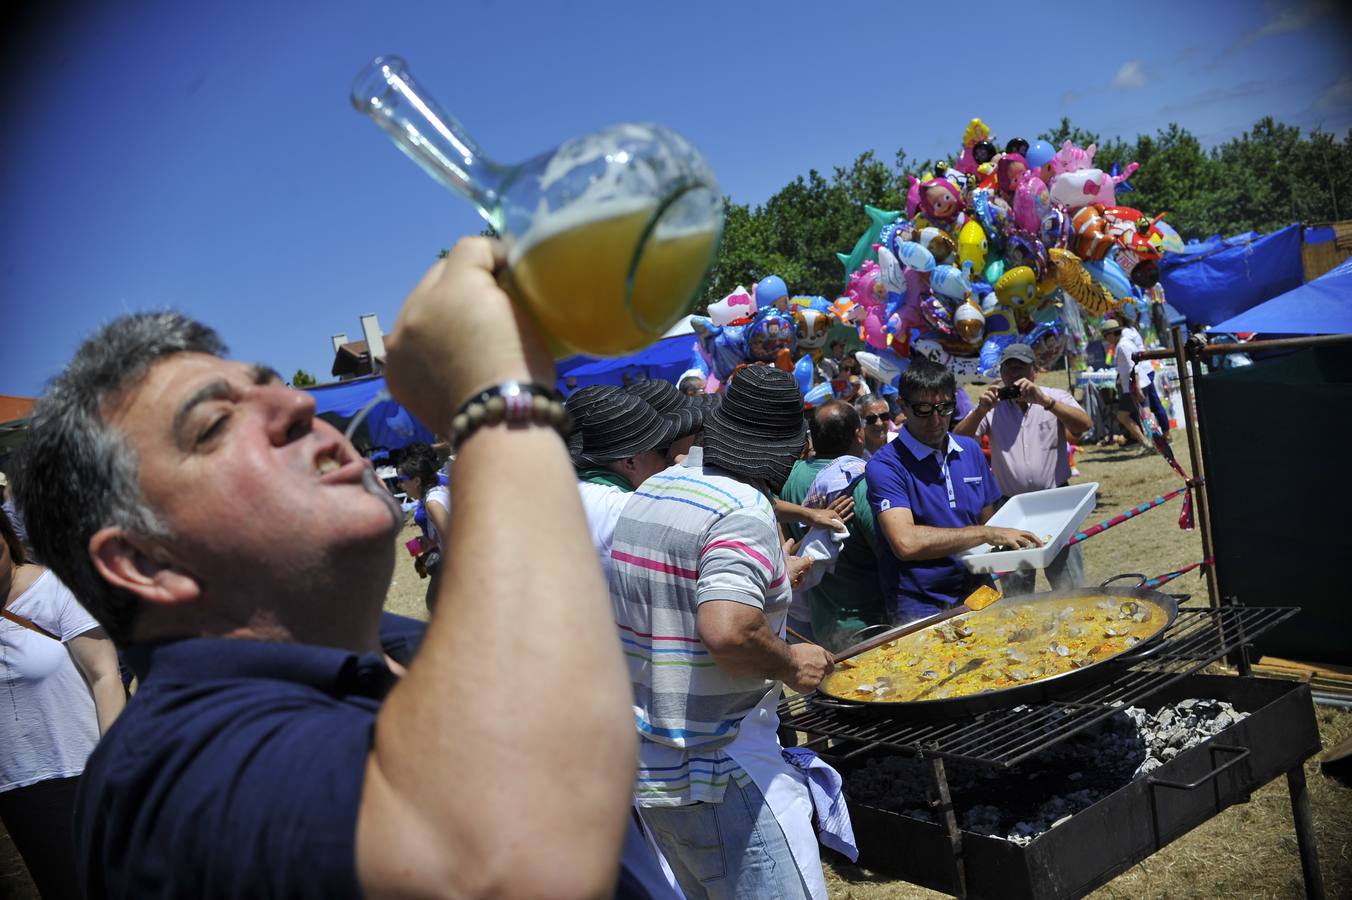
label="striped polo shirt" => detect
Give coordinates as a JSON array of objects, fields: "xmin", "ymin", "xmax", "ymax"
[{"xmin": 608, "ymin": 455, "xmax": 790, "ymax": 807}]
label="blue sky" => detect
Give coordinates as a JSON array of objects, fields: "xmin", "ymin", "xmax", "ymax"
[{"xmin": 4, "ymin": 0, "xmax": 1350, "ymax": 398}]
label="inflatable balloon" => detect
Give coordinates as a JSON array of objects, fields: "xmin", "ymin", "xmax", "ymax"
[
  {"xmin": 896, "ymin": 240, "xmax": 937, "ymax": 272},
  {"xmin": 793, "ymin": 353, "xmax": 815, "ymax": 395},
  {"xmin": 1151, "ymin": 220, "xmax": 1187, "ymax": 255},
  {"xmin": 914, "ymin": 337, "xmax": 986, "ymax": 383},
  {"xmin": 930, "ymin": 265, "xmax": 972, "ymax": 301},
  {"xmin": 1026, "ymin": 323, "xmax": 1066, "ymax": 368},
  {"xmin": 744, "ymin": 307, "xmax": 797, "ymax": 363},
  {"xmin": 994, "ymin": 266, "xmax": 1038, "ymax": 307},
  {"xmin": 1040, "ymin": 209, "xmax": 1070, "ymax": 250},
  {"xmin": 1004, "ymin": 233, "xmax": 1048, "ymax": 278},
  {"xmin": 1050, "ymin": 140, "xmax": 1096, "ymax": 175},
  {"xmin": 803, "ymin": 382, "xmax": 833, "ymax": 406},
  {"xmin": 919, "ymin": 227, "xmax": 956, "ymax": 263},
  {"xmin": 1049, "ymin": 248, "xmax": 1117, "ymax": 316},
  {"xmin": 876, "ymin": 246, "xmax": 908, "ymax": 294},
  {"xmin": 954, "ymin": 301, "xmax": 985, "ymax": 345},
  {"xmin": 917, "ymin": 177, "xmax": 965, "ymax": 223},
  {"xmin": 996, "ymin": 153, "xmax": 1028, "ymax": 195},
  {"xmin": 920, "ymin": 295, "xmax": 955, "ymax": 336},
  {"xmin": 755, "ymin": 276, "xmax": 788, "ymax": 309},
  {"xmin": 1013, "ymin": 172, "xmax": 1050, "ymax": 233},
  {"xmin": 793, "ymin": 307, "xmax": 833, "ymax": 358},
  {"xmin": 957, "ymin": 219, "xmax": 988, "ymax": 275},
  {"xmin": 1083, "ymin": 257, "xmax": 1133, "ymax": 300},
  {"xmin": 707, "ymin": 286, "xmax": 756, "ymax": 325},
  {"xmin": 1069, "ymin": 205, "xmax": 1117, "ymax": 261},
  {"xmin": 983, "ymin": 258, "xmax": 1006, "ymax": 285},
  {"xmin": 690, "ymin": 317, "xmax": 749, "ymax": 381},
  {"xmin": 837, "ymin": 205, "xmax": 902, "ymax": 281},
  {"xmin": 1050, "ymin": 168, "xmax": 1118, "ymax": 209},
  {"xmin": 856, "ymin": 350, "xmax": 903, "ymax": 385},
  {"xmin": 1025, "ymin": 139, "xmax": 1055, "ymax": 169}
]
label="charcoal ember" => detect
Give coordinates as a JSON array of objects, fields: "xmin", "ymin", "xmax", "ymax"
[{"xmin": 842, "ymin": 697, "xmax": 1251, "ymax": 845}]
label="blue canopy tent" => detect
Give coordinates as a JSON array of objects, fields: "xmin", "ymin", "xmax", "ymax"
[
  {"xmin": 1159, "ymin": 224, "xmax": 1305, "ymax": 327},
  {"xmin": 1211, "ymin": 255, "xmax": 1352, "ymax": 335},
  {"xmin": 559, "ymin": 332, "xmax": 699, "ymax": 390},
  {"xmin": 306, "ymin": 375, "xmax": 435, "ymax": 450}
]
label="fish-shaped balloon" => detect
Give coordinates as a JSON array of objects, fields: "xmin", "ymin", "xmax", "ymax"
[
  {"xmin": 957, "ymin": 219, "xmax": 988, "ymax": 276},
  {"xmin": 994, "ymin": 266, "xmax": 1038, "ymax": 307},
  {"xmin": 930, "ymin": 264, "xmax": 972, "ymax": 301},
  {"xmin": 1083, "ymin": 257, "xmax": 1133, "ymax": 300},
  {"xmin": 895, "ymin": 240, "xmax": 937, "ymax": 272},
  {"xmin": 919, "ymin": 227, "xmax": 956, "ymax": 264},
  {"xmin": 877, "ymin": 246, "xmax": 908, "ymax": 294}
]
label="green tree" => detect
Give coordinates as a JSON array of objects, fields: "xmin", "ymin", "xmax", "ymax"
[{"xmin": 292, "ymin": 369, "xmax": 317, "ymax": 388}]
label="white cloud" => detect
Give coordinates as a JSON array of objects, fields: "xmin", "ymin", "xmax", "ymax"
[
  {"xmin": 1315, "ymin": 74, "xmax": 1352, "ymax": 112},
  {"xmin": 1112, "ymin": 60, "xmax": 1148, "ymax": 90},
  {"xmin": 1237, "ymin": 0, "xmax": 1335, "ymax": 49}
]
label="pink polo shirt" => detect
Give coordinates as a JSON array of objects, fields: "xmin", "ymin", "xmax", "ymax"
[{"xmin": 974, "ymin": 386, "xmax": 1082, "ymax": 497}]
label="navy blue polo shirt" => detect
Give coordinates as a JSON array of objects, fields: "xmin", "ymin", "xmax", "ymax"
[
  {"xmin": 75, "ymin": 631, "xmax": 400, "ymax": 899},
  {"xmin": 865, "ymin": 428, "xmax": 1000, "ymax": 623}
]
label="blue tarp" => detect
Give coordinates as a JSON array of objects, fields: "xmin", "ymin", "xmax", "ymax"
[
  {"xmin": 557, "ymin": 333, "xmax": 699, "ymax": 390},
  {"xmin": 306, "ymin": 376, "xmax": 435, "ymax": 450},
  {"xmin": 1159, "ymin": 224, "xmax": 1305, "ymax": 327},
  {"xmin": 1211, "ymin": 255, "xmax": 1352, "ymax": 335}
]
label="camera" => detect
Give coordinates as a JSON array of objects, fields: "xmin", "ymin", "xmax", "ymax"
[{"xmin": 998, "ymin": 386, "xmax": 1021, "ymax": 400}]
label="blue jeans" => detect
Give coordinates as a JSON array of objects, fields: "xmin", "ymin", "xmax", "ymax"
[{"xmin": 638, "ymin": 778, "xmax": 811, "ymax": 900}]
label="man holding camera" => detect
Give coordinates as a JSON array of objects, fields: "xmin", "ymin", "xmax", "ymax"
[{"xmin": 954, "ymin": 343, "xmax": 1092, "ymax": 595}]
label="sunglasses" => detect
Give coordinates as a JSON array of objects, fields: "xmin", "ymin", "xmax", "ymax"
[
  {"xmin": 906, "ymin": 400, "xmax": 957, "ymax": 418},
  {"xmin": 862, "ymin": 413, "xmax": 887, "ymax": 426}
]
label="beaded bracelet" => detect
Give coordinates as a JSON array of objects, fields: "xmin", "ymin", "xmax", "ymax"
[{"xmin": 449, "ymin": 381, "xmax": 573, "ymax": 450}]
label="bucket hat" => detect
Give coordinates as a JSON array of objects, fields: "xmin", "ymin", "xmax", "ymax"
[
  {"xmin": 702, "ymin": 365, "xmax": 807, "ymax": 490},
  {"xmin": 565, "ymin": 385, "xmax": 681, "ymax": 467}
]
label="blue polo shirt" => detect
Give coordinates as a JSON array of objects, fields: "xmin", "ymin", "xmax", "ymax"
[
  {"xmin": 74, "ymin": 613, "xmax": 669, "ymax": 900},
  {"xmin": 865, "ymin": 427, "xmax": 1000, "ymax": 624}
]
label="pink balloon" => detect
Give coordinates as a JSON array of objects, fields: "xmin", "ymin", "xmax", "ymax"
[{"xmin": 1013, "ymin": 172, "xmax": 1050, "ymax": 233}]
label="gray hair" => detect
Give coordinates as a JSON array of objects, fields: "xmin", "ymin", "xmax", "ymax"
[{"xmin": 15, "ymin": 312, "xmax": 226, "ymax": 643}]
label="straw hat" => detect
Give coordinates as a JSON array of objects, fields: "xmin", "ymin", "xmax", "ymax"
[{"xmin": 702, "ymin": 365, "xmax": 806, "ymax": 490}]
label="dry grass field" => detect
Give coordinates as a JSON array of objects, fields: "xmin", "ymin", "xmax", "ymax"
[{"xmin": 4, "ymin": 434, "xmax": 1349, "ymax": 898}]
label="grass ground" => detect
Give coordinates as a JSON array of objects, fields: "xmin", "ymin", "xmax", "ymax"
[{"xmin": 4, "ymin": 427, "xmax": 1348, "ymax": 898}]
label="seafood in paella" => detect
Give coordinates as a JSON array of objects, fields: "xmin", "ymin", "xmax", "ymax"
[{"xmin": 821, "ymin": 595, "xmax": 1165, "ymax": 703}]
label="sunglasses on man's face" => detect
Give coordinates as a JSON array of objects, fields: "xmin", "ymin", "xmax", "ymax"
[
  {"xmin": 906, "ymin": 400, "xmax": 957, "ymax": 418},
  {"xmin": 862, "ymin": 413, "xmax": 887, "ymax": 426}
]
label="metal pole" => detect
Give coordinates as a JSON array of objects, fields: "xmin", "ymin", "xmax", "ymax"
[
  {"xmin": 1162, "ymin": 326, "xmax": 1221, "ymax": 609},
  {"xmin": 928, "ymin": 756, "xmax": 967, "ymax": 898},
  {"xmin": 1286, "ymin": 764, "xmax": 1327, "ymax": 899},
  {"xmin": 1137, "ymin": 332, "xmax": 1352, "ymax": 362}
]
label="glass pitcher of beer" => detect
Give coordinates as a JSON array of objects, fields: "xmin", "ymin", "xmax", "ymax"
[{"xmin": 352, "ymin": 56, "xmax": 724, "ymax": 358}]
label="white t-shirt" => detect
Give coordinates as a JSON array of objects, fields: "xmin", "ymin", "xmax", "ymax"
[
  {"xmin": 423, "ymin": 484, "xmax": 451, "ymax": 547},
  {"xmin": 1, "ymin": 569, "xmax": 102, "ymax": 792},
  {"xmin": 578, "ymin": 482, "xmax": 630, "ymax": 582}
]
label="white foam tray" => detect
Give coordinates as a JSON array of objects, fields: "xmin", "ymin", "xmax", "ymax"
[{"xmin": 958, "ymin": 482, "xmax": 1099, "ymax": 574}]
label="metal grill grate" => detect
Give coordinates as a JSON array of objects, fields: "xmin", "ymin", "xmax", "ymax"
[{"xmin": 780, "ymin": 606, "xmax": 1298, "ymax": 769}]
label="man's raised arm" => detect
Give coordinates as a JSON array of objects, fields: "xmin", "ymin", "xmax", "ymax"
[{"xmin": 357, "ymin": 238, "xmax": 635, "ymax": 899}]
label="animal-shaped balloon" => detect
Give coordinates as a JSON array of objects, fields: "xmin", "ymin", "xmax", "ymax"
[
  {"xmin": 876, "ymin": 246, "xmax": 908, "ymax": 295},
  {"xmin": 706, "ymin": 286, "xmax": 757, "ymax": 326},
  {"xmin": 1051, "ymin": 169, "xmax": 1119, "ymax": 210},
  {"xmin": 743, "ymin": 307, "xmax": 797, "ymax": 364},
  {"xmin": 845, "ymin": 260, "xmax": 887, "ymax": 309},
  {"xmin": 835, "ymin": 205, "xmax": 902, "ymax": 282},
  {"xmin": 895, "ymin": 240, "xmax": 937, "ymax": 272},
  {"xmin": 919, "ymin": 227, "xmax": 956, "ymax": 264},
  {"xmin": 1013, "ymin": 171, "xmax": 1050, "ymax": 233},
  {"xmin": 1083, "ymin": 257, "xmax": 1133, "ymax": 300},
  {"xmin": 1050, "ymin": 140, "xmax": 1096, "ymax": 175},
  {"xmin": 1049, "ymin": 248, "xmax": 1118, "ymax": 316},
  {"xmin": 913, "ymin": 338, "xmax": 985, "ymax": 383},
  {"xmin": 995, "ymin": 266, "xmax": 1038, "ymax": 307},
  {"xmin": 1070, "ymin": 205, "xmax": 1117, "ymax": 261},
  {"xmin": 930, "ymin": 265, "xmax": 972, "ymax": 302},
  {"xmin": 957, "ymin": 219, "xmax": 988, "ymax": 275},
  {"xmin": 793, "ymin": 308, "xmax": 833, "ymax": 359},
  {"xmin": 954, "ymin": 301, "xmax": 985, "ymax": 345}
]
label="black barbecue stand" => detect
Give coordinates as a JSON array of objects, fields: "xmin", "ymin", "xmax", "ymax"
[{"xmin": 779, "ymin": 602, "xmax": 1328, "ymax": 899}]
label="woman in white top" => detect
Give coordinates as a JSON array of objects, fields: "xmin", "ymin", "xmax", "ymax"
[
  {"xmin": 1, "ymin": 507, "xmax": 125, "ymax": 898},
  {"xmin": 397, "ymin": 444, "xmax": 451, "ymax": 611}
]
